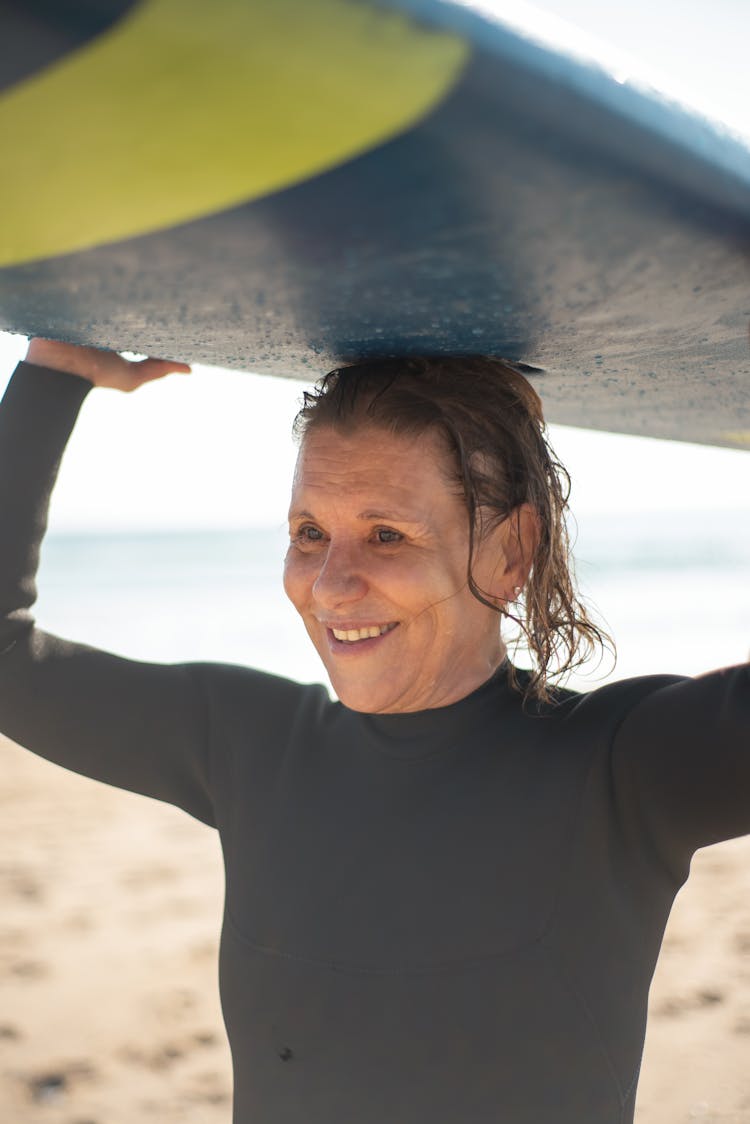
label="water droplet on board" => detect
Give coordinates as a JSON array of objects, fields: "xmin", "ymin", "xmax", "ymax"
[{"xmin": 30, "ymin": 1073, "xmax": 67, "ymax": 1103}]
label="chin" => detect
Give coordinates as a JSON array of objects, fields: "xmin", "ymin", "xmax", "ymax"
[
  {"xmin": 333, "ymin": 685, "xmax": 380, "ymax": 714},
  {"xmin": 329, "ymin": 675, "xmax": 399, "ymax": 715}
]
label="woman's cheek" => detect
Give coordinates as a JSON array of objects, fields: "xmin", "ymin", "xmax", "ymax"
[{"xmin": 282, "ymin": 549, "xmax": 314, "ymax": 607}]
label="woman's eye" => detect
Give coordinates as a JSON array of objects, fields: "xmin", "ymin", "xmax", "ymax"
[
  {"xmin": 296, "ymin": 525, "xmax": 324, "ymax": 543},
  {"xmin": 375, "ymin": 528, "xmax": 402, "ymax": 544}
]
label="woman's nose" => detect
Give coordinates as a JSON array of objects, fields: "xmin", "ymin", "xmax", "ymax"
[{"xmin": 312, "ymin": 543, "xmax": 368, "ymax": 608}]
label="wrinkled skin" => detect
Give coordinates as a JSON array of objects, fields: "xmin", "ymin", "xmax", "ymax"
[{"xmin": 284, "ymin": 424, "xmax": 535, "ymax": 714}]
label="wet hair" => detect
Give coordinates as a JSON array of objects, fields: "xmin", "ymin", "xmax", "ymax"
[{"xmin": 293, "ymin": 356, "xmax": 612, "ymax": 702}]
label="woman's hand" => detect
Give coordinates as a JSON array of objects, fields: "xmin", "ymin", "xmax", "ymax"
[{"xmin": 25, "ymin": 338, "xmax": 191, "ymax": 392}]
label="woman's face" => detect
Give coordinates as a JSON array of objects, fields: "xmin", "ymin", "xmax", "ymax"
[{"xmin": 284, "ymin": 423, "xmax": 519, "ymax": 714}]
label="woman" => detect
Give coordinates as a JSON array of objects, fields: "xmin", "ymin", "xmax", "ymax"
[{"xmin": 1, "ymin": 338, "xmax": 748, "ymax": 1124}]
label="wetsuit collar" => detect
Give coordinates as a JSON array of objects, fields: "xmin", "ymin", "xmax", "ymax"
[{"xmin": 354, "ymin": 661, "xmax": 516, "ymax": 756}]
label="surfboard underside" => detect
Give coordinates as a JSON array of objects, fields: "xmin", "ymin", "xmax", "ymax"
[{"xmin": 1, "ymin": 0, "xmax": 749, "ymax": 448}]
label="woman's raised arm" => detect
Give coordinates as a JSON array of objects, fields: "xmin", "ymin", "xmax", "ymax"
[{"xmin": 0, "ymin": 341, "xmax": 221, "ymax": 826}]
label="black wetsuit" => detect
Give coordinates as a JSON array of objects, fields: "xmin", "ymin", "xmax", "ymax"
[{"xmin": 1, "ymin": 361, "xmax": 748, "ymax": 1124}]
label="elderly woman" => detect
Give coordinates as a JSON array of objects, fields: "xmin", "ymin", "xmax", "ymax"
[{"xmin": 0, "ymin": 338, "xmax": 748, "ymax": 1124}]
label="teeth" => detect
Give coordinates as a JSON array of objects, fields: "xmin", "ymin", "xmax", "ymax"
[{"xmin": 332, "ymin": 624, "xmax": 394, "ymax": 642}]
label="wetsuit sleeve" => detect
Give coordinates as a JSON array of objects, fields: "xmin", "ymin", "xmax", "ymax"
[
  {"xmin": 611, "ymin": 664, "xmax": 750, "ymax": 872},
  {"xmin": 0, "ymin": 361, "xmax": 216, "ymax": 827}
]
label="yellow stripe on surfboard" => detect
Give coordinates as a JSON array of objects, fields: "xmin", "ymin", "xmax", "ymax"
[
  {"xmin": 720, "ymin": 431, "xmax": 750, "ymax": 448},
  {"xmin": 0, "ymin": 0, "xmax": 468, "ymax": 266}
]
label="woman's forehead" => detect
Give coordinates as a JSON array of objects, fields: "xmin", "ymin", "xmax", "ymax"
[
  {"xmin": 296, "ymin": 423, "xmax": 447, "ymax": 472},
  {"xmin": 290, "ymin": 424, "xmax": 460, "ymax": 514}
]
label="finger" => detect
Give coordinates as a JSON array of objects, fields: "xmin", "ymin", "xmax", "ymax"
[
  {"xmin": 134, "ymin": 357, "xmax": 192, "ymax": 379},
  {"xmin": 135, "ymin": 356, "xmax": 191, "ymax": 371}
]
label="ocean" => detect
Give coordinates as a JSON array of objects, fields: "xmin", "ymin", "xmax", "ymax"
[{"xmin": 35, "ymin": 507, "xmax": 749, "ymax": 697}]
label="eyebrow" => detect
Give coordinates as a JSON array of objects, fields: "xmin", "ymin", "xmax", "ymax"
[{"xmin": 289, "ymin": 508, "xmax": 423, "ymax": 524}]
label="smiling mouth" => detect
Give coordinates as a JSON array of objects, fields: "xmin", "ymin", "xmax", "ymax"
[{"xmin": 329, "ymin": 622, "xmax": 399, "ymax": 643}]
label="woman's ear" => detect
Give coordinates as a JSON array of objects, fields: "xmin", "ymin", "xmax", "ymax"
[{"xmin": 474, "ymin": 504, "xmax": 540, "ymax": 607}]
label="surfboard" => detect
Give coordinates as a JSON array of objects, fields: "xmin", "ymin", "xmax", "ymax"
[{"xmin": 1, "ymin": 0, "xmax": 749, "ymax": 448}]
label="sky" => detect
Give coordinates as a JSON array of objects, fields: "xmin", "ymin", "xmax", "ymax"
[{"xmin": 1, "ymin": 0, "xmax": 748, "ymax": 534}]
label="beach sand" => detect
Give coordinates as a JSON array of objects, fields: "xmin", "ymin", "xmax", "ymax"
[{"xmin": 1, "ymin": 733, "xmax": 748, "ymax": 1123}]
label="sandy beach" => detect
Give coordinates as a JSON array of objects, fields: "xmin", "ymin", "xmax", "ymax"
[{"xmin": 2, "ymin": 733, "xmax": 749, "ymax": 1123}]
